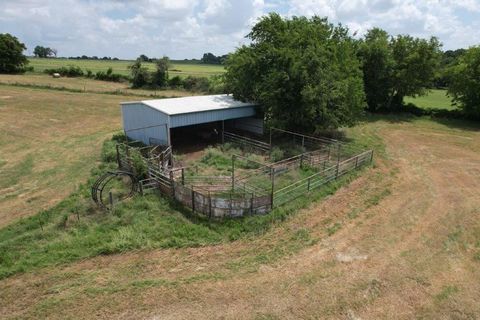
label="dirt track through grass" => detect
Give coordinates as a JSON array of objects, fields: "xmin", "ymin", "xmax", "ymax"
[{"xmin": 1, "ymin": 116, "xmax": 479, "ymax": 319}]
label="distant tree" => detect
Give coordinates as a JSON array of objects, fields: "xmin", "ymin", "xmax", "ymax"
[
  {"xmin": 33, "ymin": 45, "xmax": 55, "ymax": 58},
  {"xmin": 225, "ymin": 14, "xmax": 365, "ymax": 131},
  {"xmin": 128, "ymin": 59, "xmax": 149, "ymax": 88},
  {"xmin": 359, "ymin": 28, "xmax": 441, "ymax": 111},
  {"xmin": 0, "ymin": 33, "xmax": 28, "ymax": 74},
  {"xmin": 139, "ymin": 54, "xmax": 149, "ymax": 62},
  {"xmin": 448, "ymin": 46, "xmax": 480, "ymax": 119},
  {"xmin": 152, "ymin": 56, "xmax": 170, "ymax": 88},
  {"xmin": 201, "ymin": 53, "xmax": 228, "ymax": 64}
]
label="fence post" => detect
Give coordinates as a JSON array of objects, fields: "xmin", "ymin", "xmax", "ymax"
[
  {"xmin": 208, "ymin": 191, "xmax": 212, "ymax": 219},
  {"xmin": 270, "ymin": 167, "xmax": 275, "ymax": 208},
  {"xmin": 181, "ymin": 168, "xmax": 185, "ymax": 185},
  {"xmin": 250, "ymin": 192, "xmax": 254, "ymax": 215},
  {"xmin": 170, "ymin": 171, "xmax": 175, "ymax": 198},
  {"xmin": 370, "ymin": 150, "xmax": 374, "ymax": 163},
  {"xmin": 355, "ymin": 155, "xmax": 359, "ymax": 169},
  {"xmin": 336, "ymin": 160, "xmax": 340, "ymax": 178},
  {"xmin": 307, "ymin": 177, "xmax": 311, "ymax": 192},
  {"xmin": 231, "ymin": 155, "xmax": 235, "ymax": 191},
  {"xmin": 139, "ymin": 182, "xmax": 144, "ymax": 196},
  {"xmin": 109, "ymin": 192, "xmax": 113, "ymax": 208},
  {"xmin": 300, "ymin": 153, "xmax": 304, "ymax": 169},
  {"xmin": 116, "ymin": 144, "xmax": 121, "ymax": 168},
  {"xmin": 126, "ymin": 145, "xmax": 132, "ymax": 170},
  {"xmin": 191, "ymin": 188, "xmax": 195, "ymax": 213}
]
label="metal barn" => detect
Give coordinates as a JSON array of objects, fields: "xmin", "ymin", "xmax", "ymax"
[{"xmin": 120, "ymin": 94, "xmax": 262, "ymax": 146}]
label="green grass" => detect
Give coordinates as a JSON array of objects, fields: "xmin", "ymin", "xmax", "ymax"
[
  {"xmin": 28, "ymin": 58, "xmax": 225, "ymax": 78},
  {"xmin": 0, "ymin": 132, "xmax": 372, "ymax": 279},
  {"xmin": 405, "ymin": 89, "xmax": 456, "ymax": 111}
]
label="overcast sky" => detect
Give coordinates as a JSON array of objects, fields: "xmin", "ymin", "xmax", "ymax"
[{"xmin": 1, "ymin": 0, "xmax": 479, "ymax": 59}]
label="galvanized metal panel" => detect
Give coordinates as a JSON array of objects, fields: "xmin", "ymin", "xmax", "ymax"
[
  {"xmin": 170, "ymin": 106, "xmax": 256, "ymax": 128},
  {"xmin": 121, "ymin": 103, "xmax": 169, "ymax": 145}
]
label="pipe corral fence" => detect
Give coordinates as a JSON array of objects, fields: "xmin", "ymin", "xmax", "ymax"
[{"xmin": 113, "ymin": 128, "xmax": 373, "ymax": 218}]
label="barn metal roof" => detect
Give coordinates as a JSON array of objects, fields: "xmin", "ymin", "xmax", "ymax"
[{"xmin": 121, "ymin": 94, "xmax": 257, "ymax": 116}]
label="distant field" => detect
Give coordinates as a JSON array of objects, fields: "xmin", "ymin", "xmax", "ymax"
[
  {"xmin": 28, "ymin": 58, "xmax": 225, "ymax": 78},
  {"xmin": 405, "ymin": 89, "xmax": 456, "ymax": 110},
  {"xmin": 0, "ymin": 74, "xmax": 195, "ymax": 98}
]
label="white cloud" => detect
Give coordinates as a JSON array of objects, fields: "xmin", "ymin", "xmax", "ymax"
[{"xmin": 0, "ymin": 0, "xmax": 479, "ymax": 59}]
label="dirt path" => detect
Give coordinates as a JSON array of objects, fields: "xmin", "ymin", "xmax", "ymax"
[{"xmin": 1, "ymin": 119, "xmax": 479, "ymax": 319}]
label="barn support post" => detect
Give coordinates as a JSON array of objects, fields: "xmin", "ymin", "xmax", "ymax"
[
  {"xmin": 269, "ymin": 128, "xmax": 272, "ymax": 149},
  {"xmin": 221, "ymin": 120, "xmax": 225, "ymax": 144}
]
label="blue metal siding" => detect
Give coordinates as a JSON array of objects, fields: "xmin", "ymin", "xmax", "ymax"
[
  {"xmin": 121, "ymin": 103, "xmax": 169, "ymax": 145},
  {"xmin": 170, "ymin": 106, "xmax": 256, "ymax": 128}
]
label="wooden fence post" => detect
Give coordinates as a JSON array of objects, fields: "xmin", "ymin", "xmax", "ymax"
[
  {"xmin": 355, "ymin": 155, "xmax": 359, "ymax": 169},
  {"xmin": 109, "ymin": 192, "xmax": 113, "ymax": 208},
  {"xmin": 336, "ymin": 160, "xmax": 340, "ymax": 178},
  {"xmin": 181, "ymin": 168, "xmax": 185, "ymax": 185},
  {"xmin": 307, "ymin": 177, "xmax": 311, "ymax": 191},
  {"xmin": 270, "ymin": 167, "xmax": 275, "ymax": 208},
  {"xmin": 370, "ymin": 150, "xmax": 374, "ymax": 163}
]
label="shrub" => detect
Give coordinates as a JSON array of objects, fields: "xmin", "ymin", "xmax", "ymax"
[
  {"xmin": 183, "ymin": 76, "xmax": 210, "ymax": 92},
  {"xmin": 168, "ymin": 75, "xmax": 182, "ymax": 88},
  {"xmin": 94, "ymin": 67, "xmax": 126, "ymax": 82},
  {"xmin": 270, "ymin": 147, "xmax": 284, "ymax": 162},
  {"xmin": 44, "ymin": 65, "xmax": 84, "ymax": 77}
]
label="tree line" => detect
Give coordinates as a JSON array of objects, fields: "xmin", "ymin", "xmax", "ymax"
[
  {"xmin": 1, "ymin": 22, "xmax": 480, "ymax": 123},
  {"xmin": 225, "ymin": 14, "xmax": 480, "ymax": 128}
]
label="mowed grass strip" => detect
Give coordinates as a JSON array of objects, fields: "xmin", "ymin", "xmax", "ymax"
[{"xmin": 28, "ymin": 58, "xmax": 226, "ymax": 77}]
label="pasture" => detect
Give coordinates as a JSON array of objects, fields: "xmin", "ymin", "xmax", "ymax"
[
  {"xmin": 1, "ymin": 82, "xmax": 480, "ymax": 319},
  {"xmin": 28, "ymin": 57, "xmax": 226, "ymax": 78},
  {"xmin": 405, "ymin": 89, "xmax": 455, "ymax": 110}
]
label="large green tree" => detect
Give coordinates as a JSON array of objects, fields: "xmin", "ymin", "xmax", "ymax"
[
  {"xmin": 358, "ymin": 28, "xmax": 394, "ymax": 112},
  {"xmin": 359, "ymin": 29, "xmax": 441, "ymax": 111},
  {"xmin": 448, "ymin": 46, "xmax": 480, "ymax": 119},
  {"xmin": 225, "ymin": 14, "xmax": 365, "ymax": 131},
  {"xmin": 0, "ymin": 33, "xmax": 28, "ymax": 74}
]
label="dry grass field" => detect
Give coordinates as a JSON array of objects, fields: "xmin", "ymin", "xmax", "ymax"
[
  {"xmin": 0, "ymin": 84, "xmax": 192, "ymax": 227},
  {"xmin": 1, "ymin": 82, "xmax": 480, "ymax": 319}
]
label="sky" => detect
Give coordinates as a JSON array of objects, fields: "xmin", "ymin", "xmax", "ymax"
[{"xmin": 1, "ymin": 0, "xmax": 479, "ymax": 59}]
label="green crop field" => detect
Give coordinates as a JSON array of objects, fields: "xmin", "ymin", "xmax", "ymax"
[
  {"xmin": 28, "ymin": 57, "xmax": 226, "ymax": 78},
  {"xmin": 405, "ymin": 89, "xmax": 456, "ymax": 110}
]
